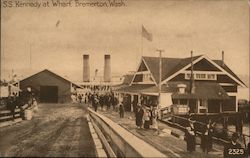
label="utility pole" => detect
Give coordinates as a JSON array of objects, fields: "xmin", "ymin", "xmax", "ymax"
[
  {"xmin": 190, "ymin": 51, "xmax": 195, "ymax": 94},
  {"xmin": 30, "ymin": 43, "xmax": 32, "ymax": 72},
  {"xmin": 156, "ymin": 49, "xmax": 164, "ymax": 119}
]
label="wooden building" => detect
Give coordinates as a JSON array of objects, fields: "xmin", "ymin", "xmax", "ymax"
[
  {"xmin": 19, "ymin": 69, "xmax": 81, "ymax": 103},
  {"xmin": 115, "ymin": 54, "xmax": 246, "ymax": 114}
]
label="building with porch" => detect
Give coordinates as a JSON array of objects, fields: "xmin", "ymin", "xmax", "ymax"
[{"xmin": 114, "ymin": 54, "xmax": 246, "ymax": 114}]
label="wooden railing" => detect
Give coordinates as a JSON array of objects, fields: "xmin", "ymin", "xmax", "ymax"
[
  {"xmin": 161, "ymin": 114, "xmax": 250, "ymax": 148},
  {"xmin": 0, "ymin": 104, "xmax": 29, "ymax": 127}
]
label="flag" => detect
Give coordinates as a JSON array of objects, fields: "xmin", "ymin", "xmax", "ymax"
[
  {"xmin": 56, "ymin": 20, "xmax": 60, "ymax": 27},
  {"xmin": 142, "ymin": 25, "xmax": 153, "ymax": 41},
  {"xmin": 94, "ymin": 69, "xmax": 98, "ymax": 80}
]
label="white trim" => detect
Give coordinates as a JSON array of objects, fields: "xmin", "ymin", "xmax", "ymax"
[
  {"xmin": 130, "ymin": 58, "xmax": 144, "ymax": 86},
  {"xmin": 184, "ymin": 72, "xmax": 217, "ymax": 81},
  {"xmin": 132, "ymin": 81, "xmax": 155, "ymax": 84},
  {"xmin": 219, "ymin": 83, "xmax": 235, "ymax": 86},
  {"xmin": 130, "ymin": 58, "xmax": 157, "ymax": 86},
  {"xmin": 203, "ymin": 55, "xmax": 246, "ymax": 87},
  {"xmin": 182, "ymin": 70, "xmax": 224, "ymax": 74},
  {"xmin": 135, "ymin": 71, "xmax": 151, "ymax": 75},
  {"xmin": 141, "ymin": 92, "xmax": 159, "ymax": 96},
  {"xmin": 161, "ymin": 55, "xmax": 204, "ymax": 83},
  {"xmin": 235, "ymin": 93, "xmax": 238, "ymax": 112},
  {"xmin": 227, "ymin": 92, "xmax": 237, "ymax": 95},
  {"xmin": 141, "ymin": 58, "xmax": 158, "ymax": 85}
]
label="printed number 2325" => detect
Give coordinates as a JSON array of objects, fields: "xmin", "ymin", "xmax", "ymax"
[{"xmin": 228, "ymin": 148, "xmax": 245, "ymax": 155}]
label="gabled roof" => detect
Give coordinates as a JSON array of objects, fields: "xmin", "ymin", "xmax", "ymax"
[
  {"xmin": 20, "ymin": 69, "xmax": 83, "ymax": 88},
  {"xmin": 137, "ymin": 55, "xmax": 246, "ymax": 87},
  {"xmin": 213, "ymin": 60, "xmax": 246, "ymax": 87},
  {"xmin": 112, "ymin": 74, "xmax": 135, "ymax": 90},
  {"xmin": 122, "ymin": 74, "xmax": 135, "ymax": 85},
  {"xmin": 142, "ymin": 55, "xmax": 202, "ymax": 84}
]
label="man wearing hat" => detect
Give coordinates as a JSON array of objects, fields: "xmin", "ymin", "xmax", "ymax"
[{"xmin": 135, "ymin": 103, "xmax": 144, "ymax": 128}]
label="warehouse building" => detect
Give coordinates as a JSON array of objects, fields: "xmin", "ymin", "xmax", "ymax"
[{"xmin": 19, "ymin": 69, "xmax": 81, "ymax": 103}]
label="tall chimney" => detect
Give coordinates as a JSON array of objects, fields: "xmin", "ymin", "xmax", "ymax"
[
  {"xmin": 104, "ymin": 54, "xmax": 111, "ymax": 82},
  {"xmin": 222, "ymin": 50, "xmax": 225, "ymax": 67},
  {"xmin": 83, "ymin": 54, "xmax": 90, "ymax": 82}
]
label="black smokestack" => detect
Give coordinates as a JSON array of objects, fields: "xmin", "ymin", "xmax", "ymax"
[
  {"xmin": 83, "ymin": 54, "xmax": 90, "ymax": 82},
  {"xmin": 104, "ymin": 54, "xmax": 111, "ymax": 82}
]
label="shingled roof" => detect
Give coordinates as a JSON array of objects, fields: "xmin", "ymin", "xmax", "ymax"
[
  {"xmin": 142, "ymin": 55, "xmax": 202, "ymax": 84},
  {"xmin": 122, "ymin": 74, "xmax": 135, "ymax": 85},
  {"xmin": 141, "ymin": 55, "xmax": 245, "ymax": 87},
  {"xmin": 20, "ymin": 69, "xmax": 83, "ymax": 88},
  {"xmin": 171, "ymin": 81, "xmax": 229, "ymax": 100},
  {"xmin": 213, "ymin": 60, "xmax": 246, "ymax": 86}
]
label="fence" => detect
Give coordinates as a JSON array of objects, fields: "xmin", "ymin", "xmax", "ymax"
[
  {"xmin": 0, "ymin": 104, "xmax": 29, "ymax": 128},
  {"xmin": 162, "ymin": 114, "xmax": 250, "ymax": 148},
  {"xmin": 88, "ymin": 108, "xmax": 166, "ymax": 158}
]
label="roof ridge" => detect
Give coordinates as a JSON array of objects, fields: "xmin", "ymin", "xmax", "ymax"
[{"xmin": 143, "ymin": 54, "xmax": 203, "ymax": 60}]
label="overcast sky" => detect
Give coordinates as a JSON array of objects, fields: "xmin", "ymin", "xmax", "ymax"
[{"xmin": 1, "ymin": 0, "xmax": 249, "ymax": 82}]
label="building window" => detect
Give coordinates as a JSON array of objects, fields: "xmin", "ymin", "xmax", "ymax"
[
  {"xmin": 172, "ymin": 99, "xmax": 178, "ymax": 104},
  {"xmin": 180, "ymin": 99, "xmax": 188, "ymax": 105},
  {"xmin": 196, "ymin": 74, "xmax": 206, "ymax": 79},
  {"xmin": 185, "ymin": 73, "xmax": 191, "ymax": 79},
  {"xmin": 207, "ymin": 74, "xmax": 216, "ymax": 80},
  {"xmin": 143, "ymin": 74, "xmax": 153, "ymax": 82},
  {"xmin": 185, "ymin": 72, "xmax": 217, "ymax": 80}
]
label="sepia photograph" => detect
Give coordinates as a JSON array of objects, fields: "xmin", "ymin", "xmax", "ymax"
[{"xmin": 0, "ymin": 0, "xmax": 249, "ymax": 157}]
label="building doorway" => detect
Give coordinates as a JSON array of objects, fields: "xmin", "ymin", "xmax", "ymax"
[
  {"xmin": 189, "ymin": 99, "xmax": 196, "ymax": 113},
  {"xmin": 40, "ymin": 86, "xmax": 58, "ymax": 103}
]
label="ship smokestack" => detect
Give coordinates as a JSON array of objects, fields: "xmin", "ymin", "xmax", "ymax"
[
  {"xmin": 83, "ymin": 54, "xmax": 90, "ymax": 82},
  {"xmin": 104, "ymin": 54, "xmax": 111, "ymax": 82}
]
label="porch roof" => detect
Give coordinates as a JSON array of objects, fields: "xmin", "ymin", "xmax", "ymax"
[
  {"xmin": 114, "ymin": 84, "xmax": 176, "ymax": 94},
  {"xmin": 115, "ymin": 81, "xmax": 229, "ymax": 100},
  {"xmin": 172, "ymin": 82, "xmax": 229, "ymax": 100}
]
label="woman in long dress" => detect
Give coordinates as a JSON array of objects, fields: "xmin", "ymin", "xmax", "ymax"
[
  {"xmin": 136, "ymin": 105, "xmax": 144, "ymax": 128},
  {"xmin": 143, "ymin": 108, "xmax": 151, "ymax": 129}
]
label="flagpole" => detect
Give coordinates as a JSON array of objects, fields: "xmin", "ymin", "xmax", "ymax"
[{"xmin": 141, "ymin": 26, "xmax": 143, "ymax": 57}]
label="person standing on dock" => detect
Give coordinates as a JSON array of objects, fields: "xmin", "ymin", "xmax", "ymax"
[
  {"xmin": 132, "ymin": 100, "xmax": 138, "ymax": 117},
  {"xmin": 136, "ymin": 104, "xmax": 144, "ymax": 128},
  {"xmin": 99, "ymin": 94, "xmax": 104, "ymax": 110},
  {"xmin": 119, "ymin": 102, "xmax": 124, "ymax": 118},
  {"xmin": 201, "ymin": 119, "xmax": 214, "ymax": 154},
  {"xmin": 143, "ymin": 107, "xmax": 151, "ymax": 129},
  {"xmin": 185, "ymin": 121, "xmax": 196, "ymax": 153},
  {"xmin": 92, "ymin": 94, "xmax": 99, "ymax": 112}
]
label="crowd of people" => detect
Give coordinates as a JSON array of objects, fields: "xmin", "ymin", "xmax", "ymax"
[
  {"xmin": 79, "ymin": 91, "xmax": 119, "ymax": 112},
  {"xmin": 83, "ymin": 91, "xmax": 160, "ymax": 131},
  {"xmin": 78, "ymin": 91, "xmax": 249, "ymax": 157}
]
